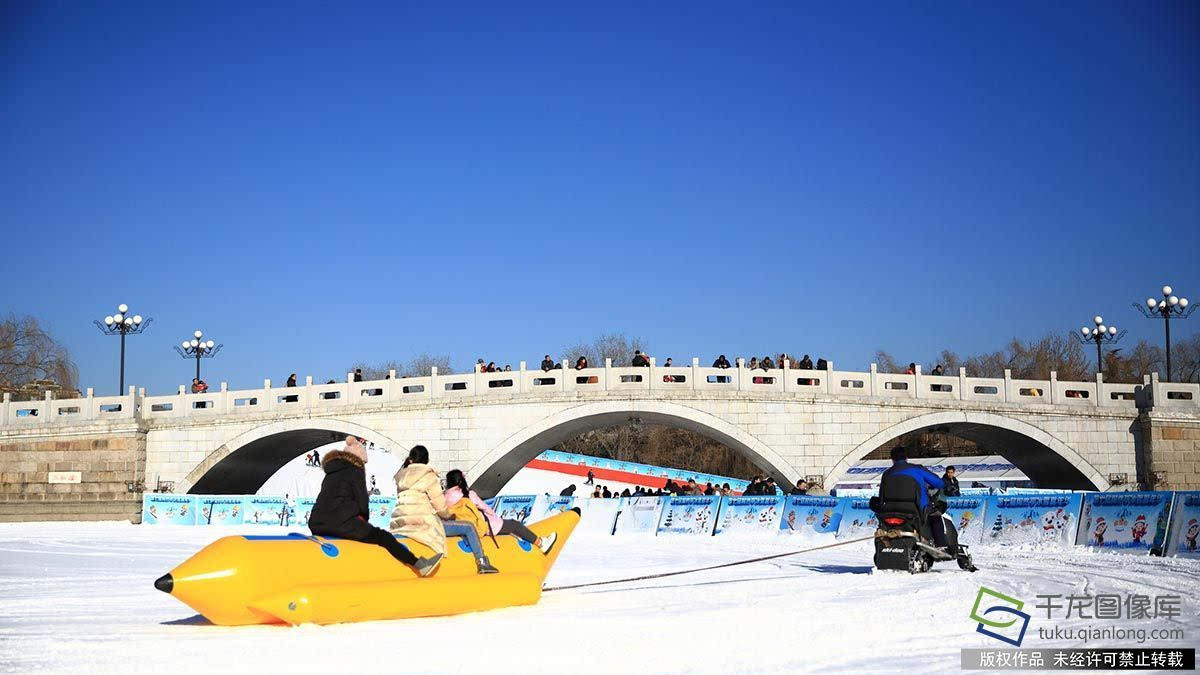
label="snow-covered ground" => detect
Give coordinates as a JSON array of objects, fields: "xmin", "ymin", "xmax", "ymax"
[{"xmin": 1, "ymin": 521, "xmax": 1197, "ymax": 674}]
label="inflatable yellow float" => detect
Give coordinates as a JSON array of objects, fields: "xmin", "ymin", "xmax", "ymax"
[{"xmin": 155, "ymin": 507, "xmax": 580, "ymax": 626}]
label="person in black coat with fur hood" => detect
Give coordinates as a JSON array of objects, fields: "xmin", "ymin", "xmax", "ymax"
[{"xmin": 309, "ymin": 436, "xmax": 441, "ymax": 576}]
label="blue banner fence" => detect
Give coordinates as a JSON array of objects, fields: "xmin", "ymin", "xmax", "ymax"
[{"xmin": 141, "ymin": 491, "xmax": 1200, "ymax": 557}]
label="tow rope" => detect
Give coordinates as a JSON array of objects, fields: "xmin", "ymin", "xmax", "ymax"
[{"xmin": 542, "ymin": 533, "xmax": 881, "ymax": 593}]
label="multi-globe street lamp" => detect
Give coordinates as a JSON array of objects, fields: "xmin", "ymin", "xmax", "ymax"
[
  {"xmin": 1072, "ymin": 315, "xmax": 1124, "ymax": 378},
  {"xmin": 173, "ymin": 330, "xmax": 223, "ymax": 381},
  {"xmin": 1133, "ymin": 285, "xmax": 1193, "ymax": 382},
  {"xmin": 92, "ymin": 303, "xmax": 152, "ymax": 393}
]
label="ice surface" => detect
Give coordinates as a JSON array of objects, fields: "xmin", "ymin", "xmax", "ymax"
[{"xmin": 1, "ymin": 521, "xmax": 1197, "ymax": 674}]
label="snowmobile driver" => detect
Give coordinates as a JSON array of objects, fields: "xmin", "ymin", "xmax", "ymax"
[{"xmin": 881, "ymin": 446, "xmax": 948, "ymax": 549}]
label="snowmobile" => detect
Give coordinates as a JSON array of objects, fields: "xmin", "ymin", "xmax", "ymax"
[{"xmin": 868, "ymin": 475, "xmax": 976, "ymax": 574}]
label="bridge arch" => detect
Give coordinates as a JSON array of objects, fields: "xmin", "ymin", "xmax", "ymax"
[
  {"xmin": 180, "ymin": 417, "xmax": 409, "ymax": 494},
  {"xmin": 824, "ymin": 410, "xmax": 1110, "ymax": 491},
  {"xmin": 467, "ymin": 399, "xmax": 798, "ymax": 497}
]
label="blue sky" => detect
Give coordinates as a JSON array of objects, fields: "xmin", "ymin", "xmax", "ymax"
[{"xmin": 2, "ymin": 1, "xmax": 1197, "ymax": 395}]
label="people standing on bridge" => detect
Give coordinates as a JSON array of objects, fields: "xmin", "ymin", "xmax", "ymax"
[
  {"xmin": 541, "ymin": 355, "xmax": 554, "ymax": 372},
  {"xmin": 905, "ymin": 363, "xmax": 916, "ymax": 375},
  {"xmin": 443, "ymin": 469, "xmax": 557, "ymax": 555},
  {"xmin": 815, "ymin": 357, "xmax": 828, "ymax": 370},
  {"xmin": 761, "ymin": 356, "xmax": 775, "ymax": 370},
  {"xmin": 284, "ymin": 373, "xmax": 299, "ymax": 403},
  {"xmin": 310, "ymin": 437, "xmax": 441, "ymax": 576},
  {"xmin": 713, "ymin": 355, "xmax": 731, "ymax": 368},
  {"xmin": 799, "ymin": 355, "xmax": 813, "ymax": 370},
  {"xmin": 941, "ymin": 466, "xmax": 960, "ymax": 497},
  {"xmin": 747, "ymin": 357, "xmax": 759, "ymax": 370},
  {"xmin": 632, "ymin": 350, "xmax": 649, "ymax": 367},
  {"xmin": 390, "ymin": 445, "xmax": 498, "ymax": 574},
  {"xmin": 191, "ymin": 378, "xmax": 208, "ymax": 394},
  {"xmin": 353, "ymin": 368, "xmax": 363, "ymax": 382},
  {"xmin": 575, "ymin": 356, "xmax": 588, "ymax": 370}
]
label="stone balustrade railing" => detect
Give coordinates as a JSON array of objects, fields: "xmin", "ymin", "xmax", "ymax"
[{"xmin": 2, "ymin": 358, "xmax": 1197, "ymax": 428}]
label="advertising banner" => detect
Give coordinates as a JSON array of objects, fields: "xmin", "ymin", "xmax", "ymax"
[
  {"xmin": 944, "ymin": 496, "xmax": 989, "ymax": 544},
  {"xmin": 539, "ymin": 495, "xmax": 576, "ymax": 519},
  {"xmin": 141, "ymin": 494, "xmax": 196, "ymax": 525},
  {"xmin": 293, "ymin": 497, "xmax": 317, "ymax": 528},
  {"xmin": 495, "ymin": 495, "xmax": 537, "ymax": 523},
  {"xmin": 243, "ymin": 496, "xmax": 290, "ymax": 526},
  {"xmin": 836, "ymin": 499, "xmax": 878, "ymax": 539},
  {"xmin": 779, "ymin": 495, "xmax": 844, "ymax": 535},
  {"xmin": 714, "ymin": 496, "xmax": 783, "ymax": 535},
  {"xmin": 196, "ymin": 496, "xmax": 245, "ymax": 526},
  {"xmin": 1164, "ymin": 492, "xmax": 1199, "ymax": 559},
  {"xmin": 985, "ymin": 494, "xmax": 1082, "ymax": 547},
  {"xmin": 1077, "ymin": 492, "xmax": 1172, "ymax": 553},
  {"xmin": 614, "ymin": 496, "xmax": 662, "ymax": 534},
  {"xmin": 656, "ymin": 495, "xmax": 719, "ymax": 535},
  {"xmin": 368, "ymin": 496, "xmax": 396, "ymax": 529}
]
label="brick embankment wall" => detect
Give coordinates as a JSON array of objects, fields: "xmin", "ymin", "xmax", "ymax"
[
  {"xmin": 0, "ymin": 430, "xmax": 146, "ymax": 522},
  {"xmin": 1146, "ymin": 417, "xmax": 1200, "ymax": 492}
]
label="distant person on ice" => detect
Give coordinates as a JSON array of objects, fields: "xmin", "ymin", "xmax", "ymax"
[
  {"xmin": 443, "ymin": 469, "xmax": 557, "ymax": 555},
  {"xmin": 940, "ymin": 466, "xmax": 960, "ymax": 497},
  {"xmin": 309, "ymin": 436, "xmax": 441, "ymax": 576}
]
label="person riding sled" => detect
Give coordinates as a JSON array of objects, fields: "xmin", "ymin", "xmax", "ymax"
[
  {"xmin": 309, "ymin": 436, "xmax": 442, "ymax": 576},
  {"xmin": 389, "ymin": 445, "xmax": 499, "ymax": 574},
  {"xmin": 443, "ymin": 469, "xmax": 557, "ymax": 556}
]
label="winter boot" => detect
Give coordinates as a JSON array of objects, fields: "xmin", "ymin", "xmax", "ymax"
[
  {"xmin": 538, "ymin": 531, "xmax": 558, "ymax": 555},
  {"xmin": 414, "ymin": 553, "xmax": 442, "ymax": 577},
  {"xmin": 476, "ymin": 556, "xmax": 500, "ymax": 574}
]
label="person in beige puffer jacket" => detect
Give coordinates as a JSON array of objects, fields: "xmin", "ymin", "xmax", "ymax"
[{"xmin": 389, "ymin": 445, "xmax": 498, "ymax": 573}]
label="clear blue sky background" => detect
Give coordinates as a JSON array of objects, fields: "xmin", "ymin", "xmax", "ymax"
[{"xmin": 2, "ymin": 1, "xmax": 1197, "ymax": 395}]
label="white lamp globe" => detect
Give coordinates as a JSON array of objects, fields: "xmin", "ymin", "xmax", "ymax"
[
  {"xmin": 1163, "ymin": 285, "xmax": 1173, "ymax": 297},
  {"xmin": 1180, "ymin": 298, "xmax": 1190, "ymax": 308},
  {"xmin": 118, "ymin": 303, "xmax": 128, "ymax": 314},
  {"xmin": 181, "ymin": 341, "xmax": 190, "ymax": 349},
  {"xmin": 104, "ymin": 316, "xmax": 114, "ymax": 325},
  {"xmin": 1108, "ymin": 326, "xmax": 1117, "ymax": 335},
  {"xmin": 133, "ymin": 315, "xmax": 142, "ymax": 324},
  {"xmin": 1169, "ymin": 296, "xmax": 1179, "ymax": 306},
  {"xmin": 194, "ymin": 330, "xmax": 203, "ymax": 339},
  {"xmin": 124, "ymin": 318, "xmax": 133, "ymax": 325},
  {"xmin": 1097, "ymin": 324, "xmax": 1106, "ymax": 334},
  {"xmin": 190, "ymin": 339, "xmax": 199, "ymax": 348},
  {"xmin": 112, "ymin": 313, "xmax": 123, "ymax": 323},
  {"xmin": 1081, "ymin": 327, "xmax": 1090, "ymax": 336},
  {"xmin": 1147, "ymin": 298, "xmax": 1157, "ymax": 308},
  {"xmin": 206, "ymin": 340, "xmax": 214, "ymax": 349},
  {"xmin": 1093, "ymin": 315, "xmax": 1103, "ymax": 325}
]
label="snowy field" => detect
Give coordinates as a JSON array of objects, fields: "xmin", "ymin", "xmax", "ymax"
[{"xmin": 1, "ymin": 521, "xmax": 1197, "ymax": 674}]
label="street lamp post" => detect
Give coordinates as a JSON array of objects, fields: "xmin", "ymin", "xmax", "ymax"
[
  {"xmin": 1072, "ymin": 315, "xmax": 1125, "ymax": 378},
  {"xmin": 173, "ymin": 330, "xmax": 223, "ymax": 382},
  {"xmin": 1133, "ymin": 285, "xmax": 1193, "ymax": 382},
  {"xmin": 92, "ymin": 303, "xmax": 152, "ymax": 394}
]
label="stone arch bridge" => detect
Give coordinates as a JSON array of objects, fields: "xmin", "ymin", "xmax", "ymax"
[{"xmin": 2, "ymin": 360, "xmax": 1198, "ymax": 521}]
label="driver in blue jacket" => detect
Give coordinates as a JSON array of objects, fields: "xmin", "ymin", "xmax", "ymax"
[{"xmin": 881, "ymin": 446, "xmax": 947, "ymax": 548}]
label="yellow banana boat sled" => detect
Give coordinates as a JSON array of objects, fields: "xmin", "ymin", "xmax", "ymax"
[{"xmin": 155, "ymin": 507, "xmax": 581, "ymax": 626}]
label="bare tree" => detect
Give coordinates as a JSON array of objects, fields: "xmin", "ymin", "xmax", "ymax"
[
  {"xmin": 560, "ymin": 332, "xmax": 648, "ymax": 367},
  {"xmin": 0, "ymin": 314, "xmax": 79, "ymax": 398},
  {"xmin": 402, "ymin": 353, "xmax": 453, "ymax": 377},
  {"xmin": 346, "ymin": 353, "xmax": 454, "ymax": 380},
  {"xmin": 873, "ymin": 350, "xmax": 902, "ymax": 374}
]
